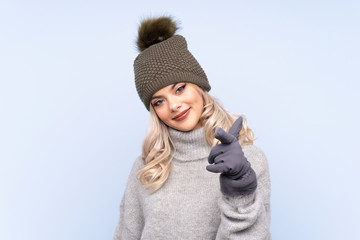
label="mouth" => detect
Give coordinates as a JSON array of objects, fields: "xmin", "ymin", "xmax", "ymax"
[{"xmin": 172, "ymin": 108, "xmax": 190, "ymax": 121}]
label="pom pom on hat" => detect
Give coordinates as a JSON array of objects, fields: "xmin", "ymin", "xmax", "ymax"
[{"xmin": 136, "ymin": 17, "xmax": 178, "ymax": 52}]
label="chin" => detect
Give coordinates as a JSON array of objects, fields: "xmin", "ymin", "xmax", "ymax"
[
  {"xmin": 170, "ymin": 122, "xmax": 201, "ymax": 132},
  {"xmin": 180, "ymin": 126, "xmax": 197, "ymax": 132}
]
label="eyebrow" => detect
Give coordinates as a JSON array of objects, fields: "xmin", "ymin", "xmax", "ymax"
[{"xmin": 151, "ymin": 83, "xmax": 177, "ymax": 100}]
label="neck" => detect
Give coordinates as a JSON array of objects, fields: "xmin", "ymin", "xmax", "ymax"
[{"xmin": 168, "ymin": 127, "xmax": 211, "ymax": 161}]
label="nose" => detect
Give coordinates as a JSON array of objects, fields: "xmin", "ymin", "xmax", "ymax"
[{"xmin": 169, "ymin": 97, "xmax": 181, "ymax": 112}]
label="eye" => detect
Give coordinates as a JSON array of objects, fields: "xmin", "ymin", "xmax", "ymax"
[
  {"xmin": 152, "ymin": 99, "xmax": 163, "ymax": 107},
  {"xmin": 175, "ymin": 83, "xmax": 186, "ymax": 93}
]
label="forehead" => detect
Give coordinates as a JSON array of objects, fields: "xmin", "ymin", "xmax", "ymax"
[{"xmin": 152, "ymin": 83, "xmax": 179, "ymax": 98}]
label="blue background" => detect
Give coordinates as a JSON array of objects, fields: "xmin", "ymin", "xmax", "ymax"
[{"xmin": 1, "ymin": 0, "xmax": 359, "ymax": 239}]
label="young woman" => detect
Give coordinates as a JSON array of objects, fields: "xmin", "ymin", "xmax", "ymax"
[{"xmin": 114, "ymin": 16, "xmax": 271, "ymax": 240}]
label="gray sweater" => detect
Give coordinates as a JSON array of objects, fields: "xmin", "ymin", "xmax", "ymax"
[{"xmin": 114, "ymin": 127, "xmax": 271, "ymax": 240}]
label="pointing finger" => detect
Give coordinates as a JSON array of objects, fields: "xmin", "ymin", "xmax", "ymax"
[{"xmin": 228, "ymin": 117, "xmax": 243, "ymax": 140}]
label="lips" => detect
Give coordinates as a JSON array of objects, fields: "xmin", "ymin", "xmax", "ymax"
[{"xmin": 172, "ymin": 108, "xmax": 190, "ymax": 121}]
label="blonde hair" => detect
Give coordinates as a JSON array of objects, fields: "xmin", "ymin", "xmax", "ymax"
[{"xmin": 137, "ymin": 87, "xmax": 254, "ymax": 193}]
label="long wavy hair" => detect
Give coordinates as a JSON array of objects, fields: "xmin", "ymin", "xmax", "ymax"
[{"xmin": 137, "ymin": 86, "xmax": 255, "ymax": 193}]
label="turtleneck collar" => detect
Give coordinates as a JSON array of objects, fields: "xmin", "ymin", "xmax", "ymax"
[{"xmin": 168, "ymin": 127, "xmax": 211, "ymax": 161}]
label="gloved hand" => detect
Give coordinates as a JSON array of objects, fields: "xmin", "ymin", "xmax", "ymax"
[{"xmin": 206, "ymin": 117, "xmax": 257, "ymax": 196}]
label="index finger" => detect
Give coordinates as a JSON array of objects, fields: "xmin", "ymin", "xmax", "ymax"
[{"xmin": 228, "ymin": 116, "xmax": 243, "ymax": 140}]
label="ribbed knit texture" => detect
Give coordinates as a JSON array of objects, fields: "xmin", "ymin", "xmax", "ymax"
[
  {"xmin": 114, "ymin": 127, "xmax": 271, "ymax": 240},
  {"xmin": 134, "ymin": 35, "xmax": 211, "ymax": 110}
]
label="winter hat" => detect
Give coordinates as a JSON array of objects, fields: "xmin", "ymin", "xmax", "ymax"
[{"xmin": 134, "ymin": 16, "xmax": 211, "ymax": 110}]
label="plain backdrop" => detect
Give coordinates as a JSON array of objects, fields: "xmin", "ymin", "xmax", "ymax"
[{"xmin": 1, "ymin": 0, "xmax": 359, "ymax": 239}]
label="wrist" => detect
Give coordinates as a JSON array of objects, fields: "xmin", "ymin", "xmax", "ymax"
[{"xmin": 219, "ymin": 168, "xmax": 257, "ymax": 196}]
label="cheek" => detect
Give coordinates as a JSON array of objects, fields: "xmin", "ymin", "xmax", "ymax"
[
  {"xmin": 190, "ymin": 93, "xmax": 204, "ymax": 110},
  {"xmin": 155, "ymin": 108, "xmax": 170, "ymax": 122}
]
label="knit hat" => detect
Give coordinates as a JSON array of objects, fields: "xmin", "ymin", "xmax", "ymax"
[{"xmin": 134, "ymin": 17, "xmax": 211, "ymax": 110}]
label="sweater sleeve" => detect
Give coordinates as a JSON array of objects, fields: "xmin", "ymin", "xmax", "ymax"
[
  {"xmin": 216, "ymin": 145, "xmax": 271, "ymax": 240},
  {"xmin": 113, "ymin": 156, "xmax": 145, "ymax": 240}
]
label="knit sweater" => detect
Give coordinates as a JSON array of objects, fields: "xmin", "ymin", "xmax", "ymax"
[{"xmin": 113, "ymin": 127, "xmax": 271, "ymax": 240}]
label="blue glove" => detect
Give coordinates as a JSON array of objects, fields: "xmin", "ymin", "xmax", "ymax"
[{"xmin": 206, "ymin": 117, "xmax": 257, "ymax": 196}]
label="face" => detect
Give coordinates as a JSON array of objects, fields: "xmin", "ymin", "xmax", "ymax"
[{"xmin": 151, "ymin": 82, "xmax": 204, "ymax": 132}]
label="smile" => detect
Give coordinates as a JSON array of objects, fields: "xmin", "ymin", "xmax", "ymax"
[{"xmin": 172, "ymin": 108, "xmax": 190, "ymax": 121}]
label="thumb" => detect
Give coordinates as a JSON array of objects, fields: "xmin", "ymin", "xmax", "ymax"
[
  {"xmin": 228, "ymin": 116, "xmax": 243, "ymax": 140},
  {"xmin": 215, "ymin": 128, "xmax": 236, "ymax": 144}
]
